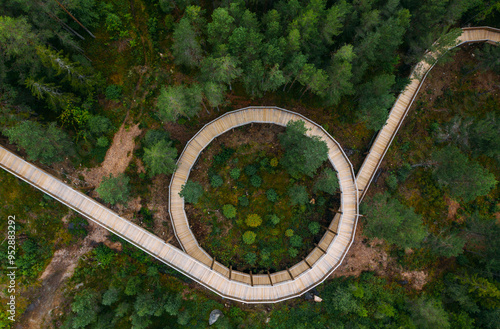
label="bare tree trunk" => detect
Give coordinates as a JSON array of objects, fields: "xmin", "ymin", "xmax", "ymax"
[{"xmin": 54, "ymin": 0, "xmax": 96, "ymax": 38}]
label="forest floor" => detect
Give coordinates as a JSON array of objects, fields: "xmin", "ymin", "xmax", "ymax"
[{"xmin": 16, "ymin": 217, "xmax": 112, "ymax": 329}]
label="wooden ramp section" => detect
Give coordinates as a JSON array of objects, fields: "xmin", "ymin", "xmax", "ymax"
[
  {"xmin": 356, "ymin": 27, "xmax": 500, "ymax": 201},
  {"xmin": 169, "ymin": 107, "xmax": 359, "ymax": 303}
]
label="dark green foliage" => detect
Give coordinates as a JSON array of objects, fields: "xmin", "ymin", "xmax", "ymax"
[
  {"xmin": 288, "ymin": 185, "xmax": 309, "ymax": 206},
  {"xmin": 213, "ymin": 146, "xmax": 235, "ymax": 165},
  {"xmin": 5, "ymin": 121, "xmax": 74, "ymax": 164},
  {"xmin": 288, "ymin": 247, "xmax": 298, "ymax": 258},
  {"xmin": 244, "ymin": 164, "xmax": 257, "ymax": 176},
  {"xmin": 313, "ymin": 168, "xmax": 339, "ymax": 195},
  {"xmin": 70, "ymin": 289, "xmax": 100, "ymax": 328},
  {"xmin": 269, "ymin": 214, "xmax": 280, "ymax": 225},
  {"xmin": 280, "ymin": 120, "xmax": 328, "ymax": 177},
  {"xmin": 308, "ymin": 221, "xmax": 320, "ymax": 235},
  {"xmin": 398, "ymin": 163, "xmax": 412, "ymax": 182},
  {"xmin": 102, "ymin": 287, "xmax": 120, "ymax": 306},
  {"xmin": 172, "ymin": 13, "xmax": 204, "ymax": 68},
  {"xmin": 386, "ymin": 173, "xmax": 398, "ymax": 190},
  {"xmin": 409, "ymin": 297, "xmax": 450, "ymax": 329},
  {"xmin": 179, "ymin": 180, "xmax": 204, "ymax": 204},
  {"xmin": 222, "ymin": 204, "xmax": 236, "ymax": 219},
  {"xmin": 290, "ymin": 235, "xmax": 303, "ymax": 248},
  {"xmin": 238, "ymin": 195, "xmax": 249, "ymax": 207},
  {"xmin": 87, "ymin": 115, "xmax": 112, "ymax": 136},
  {"xmin": 475, "ymin": 44, "xmax": 500, "ymax": 74},
  {"xmin": 427, "ymin": 231, "xmax": 466, "ymax": 258},
  {"xmin": 266, "ymin": 188, "xmax": 278, "ymax": 202},
  {"xmin": 250, "ymin": 175, "xmax": 262, "ymax": 187},
  {"xmin": 156, "ymin": 84, "xmax": 202, "ymax": 122},
  {"xmin": 143, "ymin": 129, "xmax": 170, "ymax": 148},
  {"xmin": 469, "ymin": 113, "xmax": 500, "ymax": 159},
  {"xmin": 143, "ymin": 139, "xmax": 177, "ymax": 177},
  {"xmin": 93, "ymin": 244, "xmax": 115, "ymax": 268},
  {"xmin": 362, "ymin": 193, "xmax": 427, "ymax": 249},
  {"xmin": 124, "ymin": 276, "xmax": 142, "ymax": 296},
  {"xmin": 242, "ymin": 231, "xmax": 256, "ymax": 244},
  {"xmin": 357, "ymin": 74, "xmax": 396, "ymax": 131},
  {"xmin": 96, "ymin": 174, "xmax": 130, "ymax": 205},
  {"xmin": 244, "ymin": 252, "xmax": 257, "ymax": 266},
  {"xmin": 104, "ymin": 85, "xmax": 122, "ymax": 100},
  {"xmin": 164, "ymin": 293, "xmax": 182, "ymax": 316},
  {"xmin": 96, "ymin": 136, "xmax": 109, "ymax": 147},
  {"xmin": 432, "ymin": 146, "xmax": 497, "ymax": 202},
  {"xmin": 229, "ymin": 168, "xmax": 241, "ymax": 179},
  {"xmin": 210, "ymin": 174, "xmax": 224, "ymax": 188}
]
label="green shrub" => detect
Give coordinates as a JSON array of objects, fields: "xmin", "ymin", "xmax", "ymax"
[
  {"xmin": 230, "ymin": 168, "xmax": 241, "ymax": 180},
  {"xmin": 238, "ymin": 196, "xmax": 249, "ymax": 207},
  {"xmin": 222, "ymin": 204, "xmax": 236, "ymax": 219},
  {"xmin": 213, "ymin": 145, "xmax": 235, "ymax": 165},
  {"xmin": 269, "ymin": 214, "xmax": 280, "ymax": 225},
  {"xmin": 245, "ymin": 214, "xmax": 262, "ymax": 227},
  {"xmin": 288, "ymin": 247, "xmax": 298, "ymax": 258},
  {"xmin": 96, "ymin": 136, "xmax": 109, "ymax": 148},
  {"xmin": 266, "ymin": 189, "xmax": 278, "ymax": 202},
  {"xmin": 143, "ymin": 129, "xmax": 170, "ymax": 147},
  {"xmin": 308, "ymin": 222, "xmax": 321, "ymax": 235},
  {"xmin": 244, "ymin": 252, "xmax": 257, "ymax": 266},
  {"xmin": 250, "ymin": 175, "xmax": 262, "ymax": 187},
  {"xmin": 285, "ymin": 229, "xmax": 294, "ymax": 237},
  {"xmin": 270, "ymin": 157, "xmax": 279, "ymax": 167},
  {"xmin": 290, "ymin": 235, "xmax": 303, "ymax": 248},
  {"xmin": 105, "ymin": 84, "xmax": 122, "ymax": 100},
  {"xmin": 210, "ymin": 175, "xmax": 223, "ymax": 188},
  {"xmin": 245, "ymin": 164, "xmax": 257, "ymax": 176},
  {"xmin": 386, "ymin": 173, "xmax": 398, "ymax": 190},
  {"xmin": 259, "ymin": 157, "xmax": 269, "ymax": 168},
  {"xmin": 179, "ymin": 181, "xmax": 203, "ymax": 204},
  {"xmin": 288, "ymin": 185, "xmax": 309, "ymax": 205},
  {"xmin": 397, "ymin": 163, "xmax": 412, "ymax": 182},
  {"xmin": 314, "ymin": 168, "xmax": 339, "ymax": 195},
  {"xmin": 96, "ymin": 173, "xmax": 130, "ymax": 205},
  {"xmin": 243, "ymin": 231, "xmax": 256, "ymax": 244}
]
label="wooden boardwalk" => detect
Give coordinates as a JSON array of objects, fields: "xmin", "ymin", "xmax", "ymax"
[
  {"xmin": 168, "ymin": 107, "xmax": 360, "ymax": 302},
  {"xmin": 356, "ymin": 27, "xmax": 500, "ymax": 201},
  {"xmin": 0, "ymin": 26, "xmax": 497, "ymax": 303}
]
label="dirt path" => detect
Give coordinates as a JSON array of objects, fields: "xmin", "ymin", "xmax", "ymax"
[
  {"xmin": 16, "ymin": 221, "xmax": 109, "ymax": 329},
  {"xmin": 330, "ymin": 226, "xmax": 428, "ymax": 290},
  {"xmin": 80, "ymin": 122, "xmax": 142, "ymax": 187}
]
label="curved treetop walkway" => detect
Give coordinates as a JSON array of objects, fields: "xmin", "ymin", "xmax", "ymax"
[
  {"xmin": 356, "ymin": 27, "xmax": 500, "ymax": 201},
  {"xmin": 0, "ymin": 26, "xmax": 498, "ymax": 303},
  {"xmin": 169, "ymin": 107, "xmax": 359, "ymax": 302}
]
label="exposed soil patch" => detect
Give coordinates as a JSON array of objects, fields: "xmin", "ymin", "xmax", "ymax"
[
  {"xmin": 330, "ymin": 226, "xmax": 428, "ymax": 290},
  {"xmin": 445, "ymin": 196, "xmax": 461, "ymax": 221},
  {"xmin": 80, "ymin": 122, "xmax": 142, "ymax": 187}
]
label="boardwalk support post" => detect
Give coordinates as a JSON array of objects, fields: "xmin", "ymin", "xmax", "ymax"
[
  {"xmin": 250, "ymin": 271, "xmax": 253, "ymax": 286},
  {"xmin": 211, "ymin": 258, "xmax": 215, "ymax": 270},
  {"xmin": 287, "ymin": 268, "xmax": 294, "ymax": 280},
  {"xmin": 321, "ymin": 225, "xmax": 338, "ymax": 235},
  {"xmin": 229, "ymin": 266, "xmax": 232, "ymax": 280},
  {"xmin": 267, "ymin": 271, "xmax": 273, "ymax": 286},
  {"xmin": 304, "ymin": 258, "xmax": 312, "ymax": 269},
  {"xmin": 315, "ymin": 243, "xmax": 326, "ymax": 254}
]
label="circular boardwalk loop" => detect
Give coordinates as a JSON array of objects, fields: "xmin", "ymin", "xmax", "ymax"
[
  {"xmin": 0, "ymin": 26, "xmax": 497, "ymax": 304},
  {"xmin": 356, "ymin": 27, "xmax": 500, "ymax": 201},
  {"xmin": 169, "ymin": 107, "xmax": 359, "ymax": 303}
]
